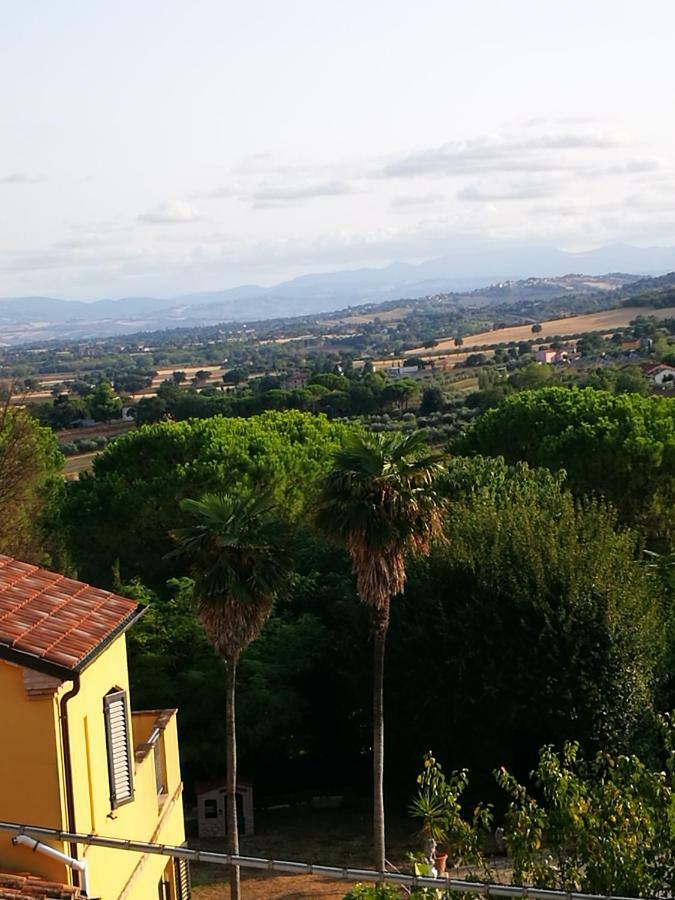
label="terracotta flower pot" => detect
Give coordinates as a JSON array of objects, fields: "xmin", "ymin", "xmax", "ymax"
[{"xmin": 434, "ymin": 852, "xmax": 448, "ymax": 875}]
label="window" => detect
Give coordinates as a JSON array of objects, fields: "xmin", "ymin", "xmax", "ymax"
[
  {"xmin": 173, "ymin": 857, "xmax": 191, "ymax": 900},
  {"xmin": 204, "ymin": 798, "xmax": 218, "ymax": 819},
  {"xmin": 103, "ymin": 688, "xmax": 134, "ymax": 808}
]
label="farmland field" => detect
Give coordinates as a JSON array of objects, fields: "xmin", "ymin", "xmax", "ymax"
[
  {"xmin": 405, "ymin": 305, "xmax": 675, "ymax": 356},
  {"xmin": 63, "ymin": 451, "xmax": 98, "ymax": 479}
]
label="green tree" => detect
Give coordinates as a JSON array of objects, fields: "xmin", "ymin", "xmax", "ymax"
[
  {"xmin": 222, "ymin": 367, "xmax": 247, "ymax": 386},
  {"xmin": 0, "ymin": 399, "xmax": 63, "ymax": 561},
  {"xmin": 386, "ymin": 457, "xmax": 662, "ymax": 784},
  {"xmin": 458, "ymin": 387, "xmax": 675, "ymax": 544},
  {"xmin": 496, "ymin": 734, "xmax": 675, "ymax": 896},
  {"xmin": 509, "ymin": 362, "xmax": 552, "ymax": 391},
  {"xmin": 420, "ymin": 386, "xmax": 445, "ymax": 415},
  {"xmin": 48, "ymin": 395, "xmax": 91, "ymax": 428},
  {"xmin": 172, "ymin": 493, "xmax": 289, "ymax": 900},
  {"xmin": 382, "ymin": 379, "xmax": 419, "ymax": 411},
  {"xmin": 577, "ymin": 332, "xmax": 605, "ymax": 356},
  {"xmin": 315, "ymin": 431, "xmax": 445, "ymax": 872},
  {"xmin": 113, "ymin": 372, "xmax": 153, "ymax": 393},
  {"xmin": 615, "ymin": 365, "xmax": 648, "ymax": 395},
  {"xmin": 88, "ymin": 379, "xmax": 122, "ymax": 422},
  {"xmin": 135, "ymin": 396, "xmax": 168, "ymax": 425},
  {"xmin": 402, "ymin": 356, "xmax": 426, "ymax": 369},
  {"xmin": 62, "ymin": 411, "xmax": 357, "ymax": 587}
]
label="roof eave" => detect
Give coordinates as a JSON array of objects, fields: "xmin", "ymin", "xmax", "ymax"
[
  {"xmin": 74, "ymin": 602, "xmax": 147, "ymax": 674},
  {"xmin": 0, "ymin": 602, "xmax": 147, "ymax": 681}
]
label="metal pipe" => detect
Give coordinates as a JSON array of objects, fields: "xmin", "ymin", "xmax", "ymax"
[
  {"xmin": 58, "ymin": 674, "xmax": 81, "ymax": 879},
  {"xmin": 12, "ymin": 834, "xmax": 89, "ymax": 896},
  {"xmin": 0, "ymin": 820, "xmax": 646, "ymax": 900}
]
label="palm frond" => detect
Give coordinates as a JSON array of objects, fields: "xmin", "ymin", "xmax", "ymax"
[
  {"xmin": 315, "ymin": 431, "xmax": 447, "ymax": 612},
  {"xmin": 170, "ymin": 490, "xmax": 290, "ymax": 658}
]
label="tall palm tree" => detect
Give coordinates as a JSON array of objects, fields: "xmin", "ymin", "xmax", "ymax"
[
  {"xmin": 172, "ymin": 492, "xmax": 289, "ymax": 900},
  {"xmin": 315, "ymin": 430, "xmax": 446, "ymax": 873}
]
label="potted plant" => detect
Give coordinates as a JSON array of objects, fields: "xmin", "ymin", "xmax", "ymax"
[{"xmin": 410, "ymin": 751, "xmax": 492, "ymax": 877}]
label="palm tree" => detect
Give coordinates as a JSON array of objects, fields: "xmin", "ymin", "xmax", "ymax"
[
  {"xmin": 172, "ymin": 492, "xmax": 289, "ymax": 900},
  {"xmin": 315, "ymin": 430, "xmax": 446, "ymax": 873}
]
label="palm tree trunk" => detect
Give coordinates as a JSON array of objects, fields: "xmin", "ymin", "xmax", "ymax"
[
  {"xmin": 372, "ymin": 624, "xmax": 387, "ymax": 874},
  {"xmin": 226, "ymin": 654, "xmax": 241, "ymax": 900}
]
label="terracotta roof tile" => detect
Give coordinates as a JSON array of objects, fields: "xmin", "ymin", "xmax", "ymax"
[
  {"xmin": 0, "ymin": 869, "xmax": 80, "ymax": 898},
  {"xmin": 0, "ymin": 556, "xmax": 145, "ymax": 675}
]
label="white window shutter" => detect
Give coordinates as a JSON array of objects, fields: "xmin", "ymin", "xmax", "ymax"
[{"xmin": 104, "ymin": 690, "xmax": 134, "ymax": 808}]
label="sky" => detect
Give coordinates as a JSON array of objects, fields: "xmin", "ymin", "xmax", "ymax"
[{"xmin": 1, "ymin": 0, "xmax": 675, "ymax": 300}]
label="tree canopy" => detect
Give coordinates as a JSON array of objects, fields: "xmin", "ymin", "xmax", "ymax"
[
  {"xmin": 385, "ymin": 455, "xmax": 662, "ymax": 784},
  {"xmin": 457, "ymin": 386, "xmax": 675, "ymax": 545},
  {"xmin": 62, "ymin": 410, "xmax": 358, "ymax": 587},
  {"xmin": 0, "ymin": 402, "xmax": 63, "ymax": 561}
]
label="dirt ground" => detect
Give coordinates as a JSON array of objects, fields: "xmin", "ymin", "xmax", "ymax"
[
  {"xmin": 190, "ymin": 804, "xmax": 417, "ymax": 900},
  {"xmin": 193, "ymin": 872, "xmax": 349, "ymax": 899}
]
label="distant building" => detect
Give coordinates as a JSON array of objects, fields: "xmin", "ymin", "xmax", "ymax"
[
  {"xmin": 386, "ymin": 364, "xmax": 419, "ymax": 378},
  {"xmin": 646, "ymin": 364, "xmax": 675, "ymax": 386},
  {"xmin": 386, "ymin": 365, "xmax": 431, "ymax": 380},
  {"xmin": 196, "ymin": 779, "xmax": 255, "ymax": 839},
  {"xmin": 535, "ymin": 348, "xmax": 576, "ymax": 365}
]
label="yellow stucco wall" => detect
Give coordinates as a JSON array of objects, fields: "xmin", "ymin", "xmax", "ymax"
[
  {"xmin": 0, "ymin": 660, "xmax": 67, "ymax": 884},
  {"xmin": 0, "ymin": 634, "xmax": 186, "ymax": 900}
]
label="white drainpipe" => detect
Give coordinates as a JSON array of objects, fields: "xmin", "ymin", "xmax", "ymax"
[{"xmin": 12, "ymin": 834, "xmax": 90, "ymax": 896}]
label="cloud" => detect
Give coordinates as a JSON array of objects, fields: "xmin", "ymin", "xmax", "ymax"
[
  {"xmin": 0, "ymin": 173, "xmax": 45, "ymax": 184},
  {"xmin": 52, "ymin": 235, "xmax": 106, "ymax": 250},
  {"xmin": 192, "ymin": 177, "xmax": 357, "ymax": 207},
  {"xmin": 137, "ymin": 202, "xmax": 201, "ymax": 224},
  {"xmin": 390, "ymin": 193, "xmax": 447, "ymax": 210},
  {"xmin": 250, "ymin": 179, "xmax": 355, "ymax": 207},
  {"xmin": 232, "ymin": 153, "xmax": 294, "ymax": 175},
  {"xmin": 458, "ymin": 181, "xmax": 559, "ymax": 203},
  {"xmin": 381, "ymin": 129, "xmax": 625, "ymax": 178},
  {"xmin": 192, "ymin": 185, "xmax": 241, "ymax": 200}
]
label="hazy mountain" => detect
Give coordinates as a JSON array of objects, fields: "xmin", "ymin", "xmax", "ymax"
[{"xmin": 1, "ymin": 242, "xmax": 675, "ymax": 344}]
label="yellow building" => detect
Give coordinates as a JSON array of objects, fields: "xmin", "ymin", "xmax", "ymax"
[{"xmin": 0, "ymin": 555, "xmax": 189, "ymax": 899}]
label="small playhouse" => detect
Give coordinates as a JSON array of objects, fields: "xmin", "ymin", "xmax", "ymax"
[{"xmin": 196, "ymin": 779, "xmax": 255, "ymax": 839}]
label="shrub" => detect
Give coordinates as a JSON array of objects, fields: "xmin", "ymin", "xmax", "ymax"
[{"xmin": 495, "ymin": 725, "xmax": 675, "ymax": 897}]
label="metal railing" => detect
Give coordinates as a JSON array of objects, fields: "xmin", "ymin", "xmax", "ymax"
[{"xmin": 0, "ymin": 820, "xmax": 648, "ymax": 900}]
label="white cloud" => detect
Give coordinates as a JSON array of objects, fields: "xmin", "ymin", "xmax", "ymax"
[
  {"xmin": 250, "ymin": 179, "xmax": 355, "ymax": 206},
  {"xmin": 381, "ymin": 128, "xmax": 626, "ymax": 178},
  {"xmin": 137, "ymin": 202, "xmax": 202, "ymax": 224},
  {"xmin": 0, "ymin": 173, "xmax": 45, "ymax": 184},
  {"xmin": 458, "ymin": 182, "xmax": 559, "ymax": 203},
  {"xmin": 192, "ymin": 185, "xmax": 242, "ymax": 200}
]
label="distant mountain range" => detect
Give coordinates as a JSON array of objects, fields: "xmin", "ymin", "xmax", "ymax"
[{"xmin": 2, "ymin": 242, "xmax": 675, "ymax": 345}]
